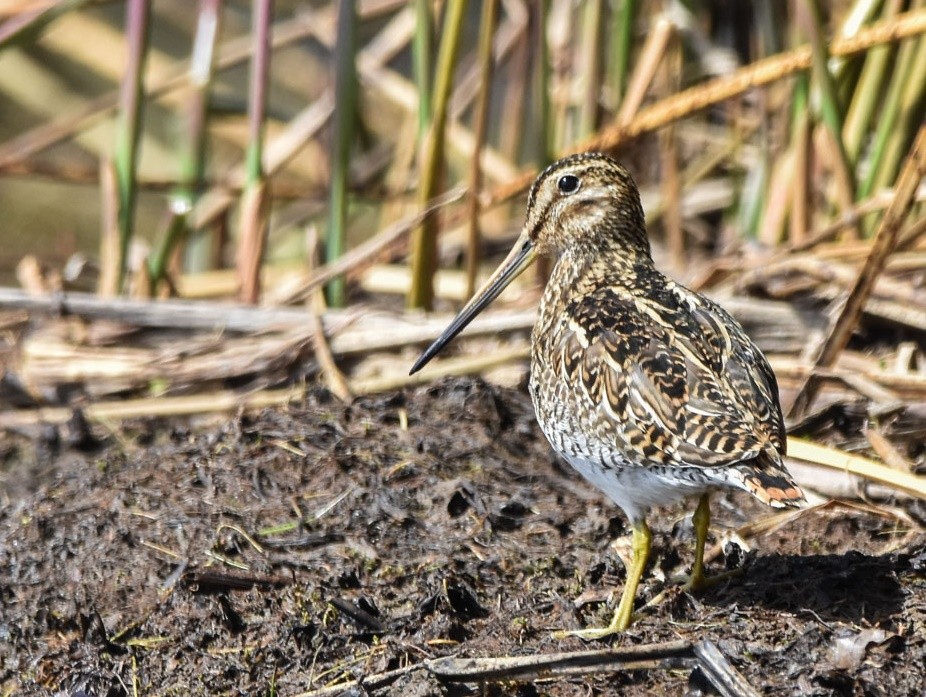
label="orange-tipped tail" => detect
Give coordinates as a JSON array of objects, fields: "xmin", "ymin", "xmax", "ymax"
[{"xmin": 735, "ymin": 451, "xmax": 805, "ymax": 509}]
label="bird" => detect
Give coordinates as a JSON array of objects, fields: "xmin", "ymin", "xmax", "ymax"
[{"xmin": 409, "ymin": 152, "xmax": 805, "ymax": 638}]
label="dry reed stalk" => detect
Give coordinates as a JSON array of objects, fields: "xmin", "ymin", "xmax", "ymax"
[
  {"xmin": 268, "ymin": 186, "xmax": 466, "ymax": 306},
  {"xmin": 616, "ymin": 15, "xmax": 673, "ymax": 127},
  {"xmin": 865, "ymin": 427, "xmax": 915, "ymax": 472},
  {"xmin": 306, "ymin": 226, "xmax": 352, "ymax": 402},
  {"xmin": 769, "ymin": 356, "xmax": 926, "ymax": 399},
  {"xmin": 235, "ymin": 0, "xmax": 273, "ymax": 305},
  {"xmin": 789, "ymin": 125, "xmax": 926, "ymax": 416},
  {"xmin": 786, "ymin": 187, "xmax": 924, "ymax": 252},
  {"xmin": 486, "ymin": 8, "xmax": 926, "ymax": 206},
  {"xmin": 759, "ymin": 150, "xmax": 795, "ymax": 246},
  {"xmin": 97, "ymin": 158, "xmax": 121, "ymax": 298},
  {"xmin": 659, "ymin": 30, "xmax": 683, "ymax": 271},
  {"xmin": 192, "ymin": 91, "xmax": 335, "ymax": 230},
  {"xmin": 790, "ymin": 106, "xmax": 811, "ymax": 245},
  {"xmin": 236, "ymin": 181, "xmax": 270, "ymax": 304},
  {"xmin": 787, "ymin": 438, "xmax": 926, "ymax": 500},
  {"xmin": 0, "ymin": 3, "xmax": 400, "ymax": 169},
  {"xmin": 0, "ymin": 387, "xmax": 305, "ymax": 429}
]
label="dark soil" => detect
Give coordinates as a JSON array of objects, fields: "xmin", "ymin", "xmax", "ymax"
[{"xmin": 1, "ymin": 378, "xmax": 924, "ymax": 696}]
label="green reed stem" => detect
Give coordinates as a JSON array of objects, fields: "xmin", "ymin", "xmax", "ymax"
[
  {"xmin": 325, "ymin": 0, "xmax": 358, "ymax": 308},
  {"xmin": 532, "ymin": 0, "xmax": 552, "ymax": 163},
  {"xmin": 578, "ymin": 0, "xmax": 603, "ymax": 138},
  {"xmin": 608, "ymin": 0, "xmax": 636, "ymax": 102},
  {"xmin": 237, "ymin": 0, "xmax": 273, "ymax": 304},
  {"xmin": 790, "ymin": 72, "xmax": 811, "ymax": 243},
  {"xmin": 114, "ymin": 0, "xmax": 152, "ymax": 291},
  {"xmin": 149, "ymin": 0, "xmax": 222, "ymax": 287},
  {"xmin": 407, "ymin": 0, "xmax": 468, "ymax": 310},
  {"xmin": 801, "ymin": 0, "xmax": 855, "ymax": 201},
  {"xmin": 464, "ymin": 0, "xmax": 499, "ymax": 298},
  {"xmin": 862, "ymin": 33, "xmax": 926, "ymax": 201},
  {"xmin": 413, "ymin": 0, "xmax": 432, "ymax": 138},
  {"xmin": 842, "ymin": 2, "xmax": 895, "ymax": 166}
]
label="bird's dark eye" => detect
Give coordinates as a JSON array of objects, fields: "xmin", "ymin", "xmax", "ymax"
[{"xmin": 557, "ymin": 174, "xmax": 580, "ymax": 194}]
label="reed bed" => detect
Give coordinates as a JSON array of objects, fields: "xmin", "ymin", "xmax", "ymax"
[{"xmin": 0, "ymin": 0, "xmax": 924, "ymax": 497}]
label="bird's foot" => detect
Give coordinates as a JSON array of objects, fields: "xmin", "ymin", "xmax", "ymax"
[
  {"xmin": 553, "ymin": 520, "xmax": 652, "ymax": 641},
  {"xmin": 551, "ymin": 613, "xmax": 630, "ymax": 641},
  {"xmin": 552, "ymin": 597, "xmax": 635, "ymax": 641},
  {"xmin": 679, "ymin": 565, "xmax": 744, "ymax": 593},
  {"xmin": 645, "ymin": 565, "xmax": 745, "ymax": 611}
]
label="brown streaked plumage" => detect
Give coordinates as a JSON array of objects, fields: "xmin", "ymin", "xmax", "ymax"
[{"xmin": 411, "ymin": 152, "xmax": 804, "ymax": 638}]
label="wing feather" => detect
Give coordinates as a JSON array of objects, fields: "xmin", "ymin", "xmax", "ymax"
[{"xmin": 563, "ymin": 286, "xmax": 784, "ymax": 470}]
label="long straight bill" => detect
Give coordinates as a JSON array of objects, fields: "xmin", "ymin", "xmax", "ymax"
[{"xmin": 409, "ymin": 233, "xmax": 536, "ymax": 374}]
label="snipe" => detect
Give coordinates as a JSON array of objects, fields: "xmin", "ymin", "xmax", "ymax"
[{"xmin": 410, "ymin": 152, "xmax": 804, "ymax": 638}]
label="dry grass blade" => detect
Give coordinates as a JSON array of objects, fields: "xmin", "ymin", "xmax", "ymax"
[
  {"xmin": 787, "ymin": 438, "xmax": 926, "ymax": 501},
  {"xmin": 306, "ymin": 227, "xmax": 352, "ymax": 402},
  {"xmin": 0, "ymin": 12, "xmax": 322, "ymax": 169},
  {"xmin": 0, "ymin": 386, "xmax": 306, "ymax": 430},
  {"xmin": 352, "ymin": 345, "xmax": 529, "ymax": 394}
]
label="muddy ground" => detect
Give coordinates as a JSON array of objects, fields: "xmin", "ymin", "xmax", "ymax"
[{"xmin": 1, "ymin": 378, "xmax": 924, "ymax": 696}]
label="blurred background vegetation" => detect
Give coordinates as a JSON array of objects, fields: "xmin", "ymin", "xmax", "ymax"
[{"xmin": 1, "ymin": 0, "xmax": 922, "ymax": 312}]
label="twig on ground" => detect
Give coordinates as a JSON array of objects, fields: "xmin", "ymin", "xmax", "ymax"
[
  {"xmin": 295, "ymin": 640, "xmax": 763, "ymax": 696},
  {"xmin": 693, "ymin": 639, "xmax": 762, "ymax": 697}
]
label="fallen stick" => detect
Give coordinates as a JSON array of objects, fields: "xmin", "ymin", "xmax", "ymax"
[
  {"xmin": 295, "ymin": 639, "xmax": 761, "ymax": 697},
  {"xmin": 0, "ymin": 288, "xmax": 821, "ymax": 339},
  {"xmin": 424, "ymin": 640, "xmax": 694, "ymax": 681}
]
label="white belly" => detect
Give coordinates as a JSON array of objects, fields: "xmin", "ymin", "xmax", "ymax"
[{"xmin": 563, "ymin": 453, "xmax": 713, "ymax": 524}]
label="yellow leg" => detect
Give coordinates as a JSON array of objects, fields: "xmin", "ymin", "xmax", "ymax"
[
  {"xmin": 682, "ymin": 493, "xmax": 742, "ymax": 593},
  {"xmin": 686, "ymin": 493, "xmax": 710, "ymax": 591},
  {"xmin": 554, "ymin": 519, "xmax": 652, "ymax": 640}
]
